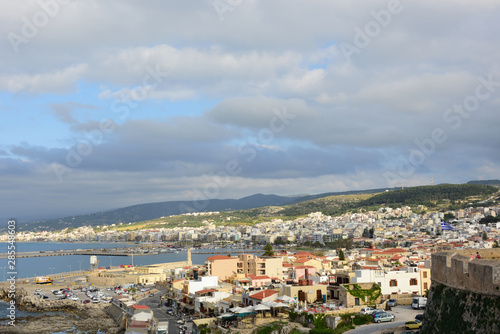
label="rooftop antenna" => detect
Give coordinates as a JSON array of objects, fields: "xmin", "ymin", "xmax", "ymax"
[{"xmin": 401, "ymin": 182, "xmax": 404, "ymax": 190}]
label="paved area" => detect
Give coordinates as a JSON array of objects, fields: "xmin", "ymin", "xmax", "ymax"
[
  {"xmin": 138, "ymin": 289, "xmax": 194, "ymax": 334},
  {"xmin": 346, "ymin": 305, "xmax": 424, "ymax": 334}
]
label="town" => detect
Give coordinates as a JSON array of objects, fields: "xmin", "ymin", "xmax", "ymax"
[{"xmin": 3, "ymin": 202, "xmax": 500, "ymax": 333}]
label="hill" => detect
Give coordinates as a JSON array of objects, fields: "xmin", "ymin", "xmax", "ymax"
[
  {"xmin": 467, "ymin": 179, "xmax": 500, "ymax": 186},
  {"xmin": 19, "ymin": 183, "xmax": 500, "ymax": 232},
  {"xmin": 20, "ymin": 193, "xmax": 301, "ymax": 232},
  {"xmin": 114, "ymin": 183, "xmax": 500, "ymax": 233},
  {"xmin": 357, "ymin": 183, "xmax": 498, "ymax": 208}
]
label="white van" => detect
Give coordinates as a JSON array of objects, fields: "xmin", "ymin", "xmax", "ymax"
[{"xmin": 411, "ymin": 297, "xmax": 427, "ymax": 309}]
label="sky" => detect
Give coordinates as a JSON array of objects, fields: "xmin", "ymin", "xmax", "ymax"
[{"xmin": 1, "ymin": 0, "xmax": 500, "ymax": 222}]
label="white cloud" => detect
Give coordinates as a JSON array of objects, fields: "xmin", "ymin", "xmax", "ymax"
[{"xmin": 0, "ymin": 64, "xmax": 87, "ymax": 94}]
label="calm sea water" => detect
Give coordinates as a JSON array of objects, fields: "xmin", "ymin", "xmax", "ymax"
[{"xmin": 0, "ymin": 242, "xmax": 259, "ymax": 279}]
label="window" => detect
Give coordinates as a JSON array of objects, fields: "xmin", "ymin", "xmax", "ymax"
[
  {"xmin": 423, "ymin": 271, "xmax": 428, "ymax": 278},
  {"xmin": 390, "ymin": 279, "xmax": 398, "ymax": 287},
  {"xmin": 424, "ymin": 282, "xmax": 428, "ymax": 290},
  {"xmin": 410, "ymin": 278, "xmax": 418, "ymax": 286}
]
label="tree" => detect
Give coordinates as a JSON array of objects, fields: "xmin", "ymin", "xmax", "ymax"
[
  {"xmin": 338, "ymin": 249, "xmax": 345, "ymax": 261},
  {"xmin": 444, "ymin": 213, "xmax": 456, "ymax": 222},
  {"xmin": 263, "ymin": 243, "xmax": 274, "ymax": 256},
  {"xmin": 482, "ymin": 231, "xmax": 488, "ymax": 241},
  {"xmin": 493, "ymin": 240, "xmax": 499, "ymax": 248}
]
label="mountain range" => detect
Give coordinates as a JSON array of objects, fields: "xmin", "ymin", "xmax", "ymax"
[{"xmin": 17, "ymin": 180, "xmax": 500, "ymax": 232}]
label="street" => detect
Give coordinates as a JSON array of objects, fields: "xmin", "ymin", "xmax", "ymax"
[
  {"xmin": 345, "ymin": 305, "xmax": 423, "ymax": 334},
  {"xmin": 138, "ymin": 288, "xmax": 194, "ymax": 334}
]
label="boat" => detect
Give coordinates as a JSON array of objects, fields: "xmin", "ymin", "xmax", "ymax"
[{"xmin": 35, "ymin": 276, "xmax": 53, "ymax": 285}]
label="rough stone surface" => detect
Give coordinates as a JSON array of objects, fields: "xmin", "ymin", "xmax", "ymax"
[{"xmin": 0, "ymin": 287, "xmax": 123, "ymax": 334}]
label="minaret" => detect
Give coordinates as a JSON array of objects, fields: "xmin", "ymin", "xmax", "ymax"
[{"xmin": 187, "ymin": 248, "xmax": 192, "ymax": 265}]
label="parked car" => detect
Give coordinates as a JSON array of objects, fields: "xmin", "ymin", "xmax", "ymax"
[
  {"xmin": 176, "ymin": 320, "xmax": 184, "ymax": 324},
  {"xmin": 415, "ymin": 314, "xmax": 424, "ymax": 321},
  {"xmin": 372, "ymin": 309, "xmax": 387, "ymax": 317},
  {"xmin": 360, "ymin": 307, "xmax": 375, "ymax": 315},
  {"xmin": 387, "ymin": 298, "xmax": 397, "ymax": 307},
  {"xmin": 83, "ymin": 300, "xmax": 91, "ymax": 304},
  {"xmin": 35, "ymin": 289, "xmax": 42, "ymax": 293},
  {"xmin": 401, "ymin": 331, "xmax": 419, "ymax": 334},
  {"xmin": 373, "ymin": 313, "xmax": 395, "ymax": 323},
  {"xmin": 405, "ymin": 319, "xmax": 423, "ymax": 330}
]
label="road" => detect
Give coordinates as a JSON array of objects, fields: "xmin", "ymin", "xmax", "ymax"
[
  {"xmin": 345, "ymin": 305, "xmax": 424, "ymax": 334},
  {"xmin": 138, "ymin": 288, "xmax": 195, "ymax": 334}
]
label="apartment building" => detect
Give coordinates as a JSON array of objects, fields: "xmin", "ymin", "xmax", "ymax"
[{"xmin": 352, "ymin": 267, "xmax": 422, "ymax": 296}]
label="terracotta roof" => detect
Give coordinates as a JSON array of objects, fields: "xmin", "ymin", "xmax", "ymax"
[
  {"xmin": 196, "ymin": 289, "xmax": 217, "ymax": 295},
  {"xmin": 283, "ymin": 263, "xmax": 293, "ymax": 267},
  {"xmin": 386, "ymin": 248, "xmax": 408, "ymax": 253},
  {"xmin": 295, "ymin": 251, "xmax": 315, "ymax": 258},
  {"xmin": 361, "ymin": 266, "xmax": 379, "ymax": 269},
  {"xmin": 248, "ymin": 289, "xmax": 278, "ymax": 300},
  {"xmin": 247, "ymin": 275, "xmax": 271, "ymax": 280},
  {"xmin": 294, "ymin": 258, "xmax": 310, "ymax": 263},
  {"xmin": 206, "ymin": 255, "xmax": 234, "ymax": 261},
  {"xmin": 131, "ymin": 304, "xmax": 150, "ymax": 309}
]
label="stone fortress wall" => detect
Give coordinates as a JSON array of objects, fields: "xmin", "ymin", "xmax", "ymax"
[
  {"xmin": 431, "ymin": 248, "xmax": 500, "ymax": 295},
  {"xmin": 423, "ymin": 249, "xmax": 500, "ymax": 333}
]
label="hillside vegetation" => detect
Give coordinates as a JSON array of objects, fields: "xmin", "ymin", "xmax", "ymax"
[
  {"xmin": 20, "ymin": 183, "xmax": 500, "ymax": 232},
  {"xmin": 358, "ymin": 184, "xmax": 498, "ymax": 207},
  {"xmin": 97, "ymin": 184, "xmax": 499, "ymax": 232}
]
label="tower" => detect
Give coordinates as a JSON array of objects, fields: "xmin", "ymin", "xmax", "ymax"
[{"xmin": 187, "ymin": 248, "xmax": 192, "ymax": 265}]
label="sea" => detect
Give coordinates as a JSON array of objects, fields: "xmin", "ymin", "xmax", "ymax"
[
  {"xmin": 0, "ymin": 242, "xmax": 260, "ymax": 279},
  {"xmin": 0, "ymin": 242, "xmax": 260, "ymax": 333}
]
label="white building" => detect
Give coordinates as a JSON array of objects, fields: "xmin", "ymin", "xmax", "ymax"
[
  {"xmin": 186, "ymin": 276, "xmax": 219, "ymax": 294},
  {"xmin": 351, "ymin": 267, "xmax": 421, "ymax": 296}
]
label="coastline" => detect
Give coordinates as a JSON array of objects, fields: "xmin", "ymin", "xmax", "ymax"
[{"xmin": 0, "ymin": 284, "xmax": 123, "ymax": 334}]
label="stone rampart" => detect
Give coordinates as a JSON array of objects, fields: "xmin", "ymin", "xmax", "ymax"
[{"xmin": 431, "ymin": 249, "xmax": 500, "ymax": 295}]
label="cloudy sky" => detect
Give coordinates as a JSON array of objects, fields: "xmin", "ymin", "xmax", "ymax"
[{"xmin": 1, "ymin": 0, "xmax": 500, "ymax": 222}]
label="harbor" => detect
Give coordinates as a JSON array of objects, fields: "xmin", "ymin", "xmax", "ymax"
[
  {"xmin": 0, "ymin": 247, "xmax": 261, "ymax": 259},
  {"xmin": 0, "ymin": 242, "xmax": 261, "ymax": 279}
]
